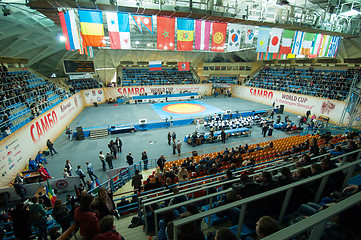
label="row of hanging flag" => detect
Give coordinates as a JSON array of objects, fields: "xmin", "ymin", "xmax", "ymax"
[
  {"xmin": 59, "ymin": 9, "xmax": 341, "ymax": 59},
  {"xmin": 256, "ymin": 28, "xmax": 341, "ymax": 60},
  {"xmin": 58, "ymin": 9, "xmax": 255, "ymax": 53},
  {"xmin": 149, "ymin": 61, "xmax": 190, "ymax": 71}
]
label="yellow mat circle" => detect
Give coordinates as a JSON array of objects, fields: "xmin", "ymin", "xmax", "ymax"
[{"xmin": 162, "ymin": 103, "xmax": 206, "ymax": 114}]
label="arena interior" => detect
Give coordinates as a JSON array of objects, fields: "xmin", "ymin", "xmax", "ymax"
[{"xmin": 1, "ymin": 0, "xmax": 361, "ymax": 239}]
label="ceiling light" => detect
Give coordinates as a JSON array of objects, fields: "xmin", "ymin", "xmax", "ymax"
[
  {"xmin": 340, "ymin": 9, "xmax": 360, "ymax": 17},
  {"xmin": 135, "ymin": 41, "xmax": 140, "ymax": 44},
  {"xmin": 59, "ymin": 36, "xmax": 66, "ymax": 42},
  {"xmin": 147, "ymin": 43, "xmax": 151, "ymax": 47}
]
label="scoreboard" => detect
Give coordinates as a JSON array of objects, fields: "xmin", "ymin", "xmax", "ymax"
[{"xmin": 63, "ymin": 60, "xmax": 95, "ymax": 74}]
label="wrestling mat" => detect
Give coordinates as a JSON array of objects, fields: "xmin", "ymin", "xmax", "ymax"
[{"xmin": 151, "ymin": 100, "xmax": 223, "ymax": 119}]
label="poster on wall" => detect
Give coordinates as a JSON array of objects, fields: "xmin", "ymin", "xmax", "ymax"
[
  {"xmin": 83, "ymin": 88, "xmax": 106, "ymax": 106},
  {"xmin": 232, "ymin": 86, "xmax": 345, "ymax": 124},
  {"xmin": 0, "ymin": 93, "xmax": 85, "ymax": 187}
]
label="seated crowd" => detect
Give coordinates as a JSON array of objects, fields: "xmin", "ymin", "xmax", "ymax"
[
  {"xmin": 0, "ymin": 70, "xmax": 68, "ymax": 139},
  {"xmin": 2, "ymin": 131, "xmax": 360, "ymax": 240},
  {"xmin": 66, "ymin": 78, "xmax": 101, "ymax": 91},
  {"xmin": 209, "ymin": 76, "xmax": 238, "ymax": 84},
  {"xmin": 120, "ymin": 68, "xmax": 196, "ymax": 86},
  {"xmin": 246, "ymin": 67, "xmax": 360, "ymax": 101}
]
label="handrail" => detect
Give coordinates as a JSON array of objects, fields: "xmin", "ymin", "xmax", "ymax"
[
  {"xmin": 171, "ymin": 150, "xmax": 361, "ymax": 240},
  {"xmin": 56, "ymin": 223, "xmax": 77, "ymax": 240}
]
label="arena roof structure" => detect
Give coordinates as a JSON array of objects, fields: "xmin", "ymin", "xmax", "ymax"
[{"xmin": 0, "ymin": 0, "xmax": 360, "ymax": 77}]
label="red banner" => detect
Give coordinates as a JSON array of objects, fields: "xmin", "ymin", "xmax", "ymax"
[
  {"xmin": 211, "ymin": 22, "xmax": 227, "ymax": 52},
  {"xmin": 178, "ymin": 62, "xmax": 190, "ymax": 71},
  {"xmin": 157, "ymin": 16, "xmax": 175, "ymax": 50}
]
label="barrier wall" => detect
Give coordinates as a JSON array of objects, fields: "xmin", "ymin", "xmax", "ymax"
[
  {"xmin": 0, "ymin": 93, "xmax": 85, "ymax": 187},
  {"xmin": 82, "ymin": 88, "xmax": 107, "ymax": 106},
  {"xmin": 231, "ymin": 85, "xmax": 352, "ymax": 124},
  {"xmin": 103, "ymin": 84, "xmax": 212, "ymax": 100}
]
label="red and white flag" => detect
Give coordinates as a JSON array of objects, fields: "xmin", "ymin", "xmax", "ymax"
[
  {"xmin": 106, "ymin": 12, "xmax": 131, "ymax": 49},
  {"xmin": 268, "ymin": 28, "xmax": 283, "ymax": 53},
  {"xmin": 195, "ymin": 20, "xmax": 211, "ymax": 50}
]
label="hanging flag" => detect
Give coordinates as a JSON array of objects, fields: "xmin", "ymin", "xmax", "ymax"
[
  {"xmin": 245, "ymin": 26, "xmax": 255, "ymax": 44},
  {"xmin": 157, "ymin": 16, "xmax": 175, "ymax": 50},
  {"xmin": 291, "ymin": 31, "xmax": 305, "ymax": 55},
  {"xmin": 279, "ymin": 30, "xmax": 294, "ymax": 54},
  {"xmin": 149, "ymin": 61, "xmax": 162, "ymax": 71},
  {"xmin": 327, "ymin": 36, "xmax": 341, "ymax": 58},
  {"xmin": 309, "ymin": 33, "xmax": 323, "ymax": 58},
  {"xmin": 300, "ymin": 32, "xmax": 315, "ymax": 55},
  {"xmin": 78, "ymin": 10, "xmax": 105, "ymax": 47},
  {"xmin": 59, "ymin": 10, "xmax": 81, "ymax": 50},
  {"xmin": 195, "ymin": 20, "xmax": 211, "ymax": 50},
  {"xmin": 131, "ymin": 15, "xmax": 153, "ymax": 34},
  {"xmin": 256, "ymin": 27, "xmax": 270, "ymax": 52},
  {"xmin": 319, "ymin": 35, "xmax": 332, "ymax": 57},
  {"xmin": 227, "ymin": 23, "xmax": 242, "ymax": 52},
  {"xmin": 211, "ymin": 22, "xmax": 227, "ymax": 52},
  {"xmin": 178, "ymin": 62, "xmax": 190, "ymax": 71},
  {"xmin": 106, "ymin": 12, "xmax": 131, "ymax": 49},
  {"xmin": 177, "ymin": 18, "xmax": 194, "ymax": 51},
  {"xmin": 46, "ymin": 180, "xmax": 57, "ymax": 206},
  {"xmin": 87, "ymin": 46, "xmax": 94, "ymax": 58},
  {"xmin": 268, "ymin": 28, "xmax": 283, "ymax": 53}
]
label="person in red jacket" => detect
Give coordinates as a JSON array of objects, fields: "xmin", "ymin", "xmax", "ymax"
[
  {"xmin": 38, "ymin": 164, "xmax": 52, "ymax": 181},
  {"xmin": 93, "ymin": 215, "xmax": 125, "ymax": 240},
  {"xmin": 74, "ymin": 194, "xmax": 100, "ymax": 240}
]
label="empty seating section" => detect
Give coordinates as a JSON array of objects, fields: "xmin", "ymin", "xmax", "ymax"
[
  {"xmin": 66, "ymin": 78, "xmax": 101, "ymax": 91},
  {"xmin": 0, "ymin": 70, "xmax": 67, "ymax": 140},
  {"xmin": 209, "ymin": 75, "xmax": 238, "ymax": 84},
  {"xmin": 246, "ymin": 67, "xmax": 359, "ymax": 101},
  {"xmin": 120, "ymin": 68, "xmax": 196, "ymax": 86}
]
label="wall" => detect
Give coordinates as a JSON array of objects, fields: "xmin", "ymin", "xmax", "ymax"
[
  {"xmin": 103, "ymin": 84, "xmax": 213, "ymax": 99},
  {"xmin": 231, "ymin": 85, "xmax": 348, "ymax": 124},
  {"xmin": 0, "ymin": 93, "xmax": 85, "ymax": 187}
]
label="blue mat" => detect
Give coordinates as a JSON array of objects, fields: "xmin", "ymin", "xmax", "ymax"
[{"xmin": 150, "ymin": 100, "xmax": 223, "ymax": 119}]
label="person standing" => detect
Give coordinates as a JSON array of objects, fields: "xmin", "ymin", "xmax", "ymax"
[
  {"xmin": 126, "ymin": 153, "xmax": 134, "ymax": 166},
  {"xmin": 172, "ymin": 140, "xmax": 177, "ymax": 155},
  {"xmin": 306, "ymin": 110, "xmax": 311, "ymax": 120},
  {"xmin": 115, "ymin": 137, "xmax": 122, "ymax": 153},
  {"xmin": 99, "ymin": 151, "xmax": 106, "ymax": 171},
  {"xmin": 75, "ymin": 165, "xmax": 87, "ymax": 185},
  {"xmin": 29, "ymin": 197, "xmax": 48, "ymax": 240},
  {"xmin": 65, "ymin": 160, "xmax": 72, "ymax": 176},
  {"xmin": 157, "ymin": 155, "xmax": 166, "ymax": 171},
  {"xmin": 65, "ymin": 126, "xmax": 73, "ymax": 141},
  {"xmin": 132, "ymin": 170, "xmax": 143, "ymax": 193},
  {"xmin": 177, "ymin": 139, "xmax": 182, "ymax": 156},
  {"xmin": 262, "ymin": 124, "xmax": 268, "ymax": 137},
  {"xmin": 268, "ymin": 125, "xmax": 274, "ymax": 136},
  {"xmin": 276, "ymin": 114, "xmax": 281, "ymax": 124},
  {"xmin": 167, "ymin": 131, "xmax": 172, "ymax": 145},
  {"xmin": 105, "ymin": 152, "xmax": 114, "ymax": 169},
  {"xmin": 13, "ymin": 180, "xmax": 26, "ymax": 202},
  {"xmin": 172, "ymin": 131, "xmax": 176, "ymax": 142},
  {"xmin": 170, "ymin": 116, "xmax": 173, "ymax": 127},
  {"xmin": 269, "ymin": 109, "xmax": 275, "ymax": 119},
  {"xmin": 86, "ymin": 162, "xmax": 98, "ymax": 181},
  {"xmin": 141, "ymin": 150, "xmax": 148, "ymax": 170},
  {"xmin": 46, "ymin": 139, "xmax": 57, "ymax": 156},
  {"xmin": 221, "ymin": 129, "xmax": 226, "ymax": 143}
]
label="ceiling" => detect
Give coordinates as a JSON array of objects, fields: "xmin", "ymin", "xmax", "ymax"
[{"xmin": 0, "ymin": 0, "xmax": 360, "ymax": 78}]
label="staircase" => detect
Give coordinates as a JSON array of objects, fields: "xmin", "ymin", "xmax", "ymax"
[{"xmin": 90, "ymin": 128, "xmax": 108, "ymax": 139}]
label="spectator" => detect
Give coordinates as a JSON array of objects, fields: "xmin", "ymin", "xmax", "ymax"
[
  {"xmin": 214, "ymin": 227, "xmax": 237, "ymax": 240},
  {"xmin": 52, "ymin": 199, "xmax": 71, "ymax": 233},
  {"xmin": 255, "ymin": 216, "xmax": 281, "ymax": 239},
  {"xmin": 65, "ymin": 160, "xmax": 72, "ymax": 176},
  {"xmin": 91, "ymin": 187, "xmax": 119, "ymax": 220},
  {"xmin": 106, "ymin": 152, "xmax": 114, "ymax": 169},
  {"xmin": 38, "ymin": 164, "xmax": 52, "ymax": 181},
  {"xmin": 126, "ymin": 152, "xmax": 134, "ymax": 166},
  {"xmin": 11, "ymin": 202, "xmax": 31, "ymax": 240},
  {"xmin": 93, "ymin": 215, "xmax": 125, "ymax": 240},
  {"xmin": 74, "ymin": 194, "xmax": 100, "ymax": 240},
  {"xmin": 75, "ymin": 165, "xmax": 87, "ymax": 185},
  {"xmin": 132, "ymin": 169, "xmax": 143, "ymax": 193},
  {"xmin": 86, "ymin": 161, "xmax": 98, "ymax": 181},
  {"xmin": 99, "ymin": 151, "xmax": 106, "ymax": 171},
  {"xmin": 169, "ymin": 187, "xmax": 188, "ymax": 206},
  {"xmin": 29, "ymin": 196, "xmax": 47, "ymax": 240}
]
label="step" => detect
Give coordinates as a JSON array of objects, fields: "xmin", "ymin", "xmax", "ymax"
[{"xmin": 90, "ymin": 129, "xmax": 108, "ymax": 139}]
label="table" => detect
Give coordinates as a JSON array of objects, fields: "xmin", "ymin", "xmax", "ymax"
[
  {"xmin": 23, "ymin": 171, "xmax": 41, "ymax": 184},
  {"xmin": 110, "ymin": 126, "xmax": 135, "ymax": 134}
]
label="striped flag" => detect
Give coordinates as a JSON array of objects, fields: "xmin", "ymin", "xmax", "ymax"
[
  {"xmin": 319, "ymin": 35, "xmax": 332, "ymax": 57},
  {"xmin": 46, "ymin": 180, "xmax": 57, "ymax": 206},
  {"xmin": 195, "ymin": 20, "xmax": 211, "ymax": 50},
  {"xmin": 268, "ymin": 28, "xmax": 283, "ymax": 53},
  {"xmin": 327, "ymin": 36, "xmax": 341, "ymax": 58},
  {"xmin": 300, "ymin": 32, "xmax": 315, "ymax": 55},
  {"xmin": 58, "ymin": 10, "xmax": 81, "ymax": 50},
  {"xmin": 78, "ymin": 10, "xmax": 105, "ymax": 47},
  {"xmin": 291, "ymin": 31, "xmax": 305, "ymax": 55},
  {"xmin": 279, "ymin": 30, "xmax": 294, "ymax": 54},
  {"xmin": 256, "ymin": 27, "xmax": 270, "ymax": 52},
  {"xmin": 309, "ymin": 33, "xmax": 323, "ymax": 58},
  {"xmin": 149, "ymin": 61, "xmax": 162, "ymax": 71}
]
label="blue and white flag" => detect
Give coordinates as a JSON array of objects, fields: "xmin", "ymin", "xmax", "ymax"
[
  {"xmin": 256, "ymin": 27, "xmax": 270, "ymax": 52},
  {"xmin": 291, "ymin": 31, "xmax": 305, "ymax": 55},
  {"xmin": 327, "ymin": 36, "xmax": 341, "ymax": 58}
]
